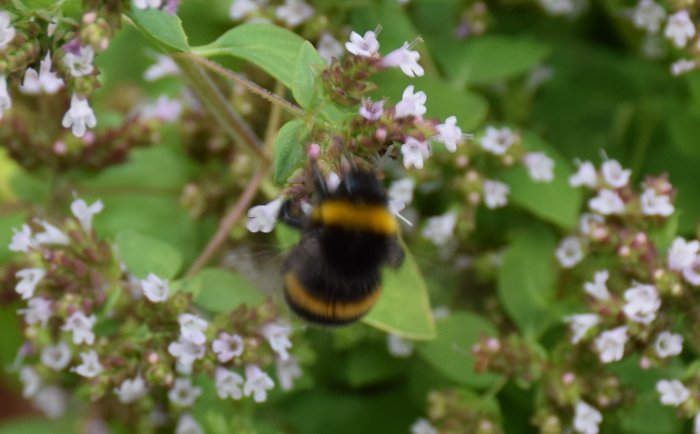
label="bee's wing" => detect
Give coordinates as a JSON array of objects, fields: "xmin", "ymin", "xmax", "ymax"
[{"xmin": 385, "ymin": 236, "xmax": 405, "ymax": 269}]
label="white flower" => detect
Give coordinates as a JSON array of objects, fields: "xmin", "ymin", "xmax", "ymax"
[
  {"xmin": 664, "ymin": 10, "xmax": 696, "ymax": 48},
  {"xmin": 18, "ymin": 297, "xmax": 52, "ymax": 326},
  {"xmin": 555, "ymin": 236, "xmax": 584, "ymax": 268},
  {"xmin": 176, "ymin": 414, "xmax": 204, "ymax": 434},
  {"xmin": 564, "ymin": 313, "xmax": 600, "ymax": 344},
  {"xmin": 421, "ymin": 212, "xmax": 457, "ymax": 246},
  {"xmin": 387, "ymin": 334, "xmax": 414, "ymax": 357},
  {"xmin": 483, "ymin": 180, "xmax": 510, "ymax": 209},
  {"xmin": 481, "ymin": 126, "xmax": 515, "ymax": 155},
  {"xmin": 435, "ymin": 116, "xmax": 462, "ymax": 152},
  {"xmin": 178, "ymin": 313, "xmax": 208, "ymax": 345},
  {"xmin": 656, "ymin": 379, "xmax": 690, "ymax": 406},
  {"xmin": 0, "ymin": 12, "xmax": 16, "ymax": 51},
  {"xmin": 32, "ymin": 387, "xmax": 67, "ymax": 419},
  {"xmin": 345, "ymin": 30, "xmax": 380, "ymax": 57},
  {"xmin": 579, "ymin": 213, "xmax": 604, "ymax": 236},
  {"xmin": 388, "ymin": 178, "xmax": 415, "ymax": 215},
  {"xmin": 632, "ymin": 0, "xmax": 666, "ymax": 33},
  {"xmin": 275, "ymin": 0, "xmax": 314, "ymax": 27},
  {"xmin": 317, "ymin": 33, "xmax": 343, "ymax": 64},
  {"xmin": 359, "ymin": 98, "xmax": 384, "ymax": 121},
  {"xmin": 667, "ymin": 237, "xmax": 700, "ymax": 271},
  {"xmin": 395, "ymin": 85, "xmax": 427, "ymax": 119},
  {"xmin": 276, "ymin": 356, "xmax": 302, "ymax": 391},
  {"xmin": 15, "ymin": 268, "xmax": 46, "ymax": 300},
  {"xmin": 261, "ymin": 321, "xmax": 293, "ymax": 361},
  {"xmin": 168, "ymin": 337, "xmax": 206, "ymax": 366},
  {"xmin": 168, "ymin": 377, "xmax": 202, "ymax": 407},
  {"xmin": 594, "ymin": 326, "xmax": 628, "ymax": 363},
  {"xmin": 216, "ymin": 367, "xmax": 244, "ymax": 400},
  {"xmin": 62, "ymin": 94, "xmax": 97, "ymax": 138},
  {"xmin": 41, "ymin": 342, "xmax": 71, "ymax": 371},
  {"xmin": 569, "ymin": 161, "xmax": 597, "ymax": 188},
  {"xmin": 583, "ymin": 270, "xmax": 610, "ymax": 301},
  {"xmin": 63, "ymin": 45, "xmax": 95, "ymax": 77},
  {"xmin": 381, "ymin": 42, "xmax": 424, "ymax": 77},
  {"xmin": 20, "ymin": 367, "xmax": 41, "ymax": 398},
  {"xmin": 139, "ymin": 95, "xmax": 183, "ymax": 122},
  {"xmin": 243, "ymin": 364, "xmax": 275, "ymax": 403},
  {"xmin": 115, "ymin": 376, "xmax": 147, "ymax": 403},
  {"xmin": 47, "ymin": 17, "xmax": 58, "ymax": 37},
  {"xmin": 34, "ymin": 220, "xmax": 70, "ymax": 245},
  {"xmin": 144, "ymin": 55, "xmax": 179, "ymax": 81},
  {"xmin": 695, "ymin": 412, "xmax": 700, "ymax": 434},
  {"xmin": 212, "ymin": 332, "xmax": 245, "ymax": 363},
  {"xmin": 62, "ymin": 311, "xmax": 97, "ymax": 345},
  {"xmin": 246, "ymin": 197, "xmax": 283, "ymax": 233},
  {"xmin": 671, "ymin": 59, "xmax": 697, "ymax": 76},
  {"xmin": 601, "ymin": 160, "xmax": 631, "ymax": 188},
  {"xmin": 410, "ymin": 418, "xmax": 438, "ymax": 434},
  {"xmin": 640, "ymin": 188, "xmax": 674, "ymax": 217},
  {"xmin": 682, "ymin": 257, "xmax": 700, "ymax": 286},
  {"xmin": 401, "ymin": 137, "xmax": 431, "ymax": 170},
  {"xmin": 134, "ymin": 0, "xmax": 163, "ymax": 9},
  {"xmin": 523, "ymin": 152, "xmax": 555, "ymax": 182},
  {"xmin": 326, "ymin": 171, "xmax": 341, "ymax": 193},
  {"xmin": 0, "ymin": 75, "xmax": 11, "ymax": 118},
  {"xmin": 74, "ymin": 350, "xmax": 103, "ymax": 378},
  {"xmin": 588, "ymin": 189, "xmax": 625, "ymax": 215},
  {"xmin": 71, "ymin": 197, "xmax": 103, "ymax": 233},
  {"xmin": 654, "ymin": 332, "xmax": 683, "ymax": 358},
  {"xmin": 9, "ymin": 224, "xmax": 36, "ymax": 252},
  {"xmin": 20, "ymin": 52, "xmax": 64, "ymax": 95},
  {"xmin": 539, "ymin": 0, "xmax": 576, "ymax": 16},
  {"xmin": 623, "ymin": 283, "xmax": 660, "ymax": 324},
  {"xmin": 573, "ymin": 401, "xmax": 602, "ymax": 434},
  {"xmin": 140, "ymin": 273, "xmax": 170, "ymax": 303}
]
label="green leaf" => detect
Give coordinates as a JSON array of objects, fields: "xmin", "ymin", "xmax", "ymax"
[
  {"xmin": 620, "ymin": 391, "xmax": 683, "ymax": 434},
  {"xmin": 127, "ymin": 8, "xmax": 190, "ymax": 52},
  {"xmin": 344, "ymin": 345, "xmax": 407, "ymax": 388},
  {"xmin": 499, "ymin": 133, "xmax": 582, "ymax": 229},
  {"xmin": 668, "ymin": 112, "xmax": 700, "ymax": 157},
  {"xmin": 115, "ymin": 230, "xmax": 183, "ymax": 279},
  {"xmin": 273, "ymin": 119, "xmax": 307, "ymax": 185},
  {"xmin": 417, "ymin": 311, "xmax": 501, "ymax": 388},
  {"xmin": 435, "ymin": 35, "xmax": 550, "ymax": 85},
  {"xmin": 292, "ymin": 41, "xmax": 326, "ymax": 110},
  {"xmin": 648, "ymin": 213, "xmax": 679, "ymax": 253},
  {"xmin": 363, "ymin": 244, "xmax": 436, "ymax": 340},
  {"xmin": 194, "ymin": 24, "xmax": 305, "ymax": 88},
  {"xmin": 0, "ymin": 419, "xmax": 75, "ymax": 434},
  {"xmin": 193, "ymin": 268, "xmax": 265, "ymax": 313},
  {"xmin": 497, "ymin": 225, "xmax": 558, "ymax": 338}
]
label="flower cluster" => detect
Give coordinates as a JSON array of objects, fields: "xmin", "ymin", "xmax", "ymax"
[
  {"xmin": 8, "ymin": 199, "xmax": 301, "ymax": 432},
  {"xmin": 629, "ymin": 1, "xmax": 698, "ymax": 75}
]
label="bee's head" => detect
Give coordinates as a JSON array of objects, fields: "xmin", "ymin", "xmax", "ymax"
[{"xmin": 333, "ymin": 169, "xmax": 387, "ymax": 204}]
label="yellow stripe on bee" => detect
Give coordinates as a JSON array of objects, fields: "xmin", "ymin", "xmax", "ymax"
[
  {"xmin": 285, "ymin": 272, "xmax": 381, "ymax": 322},
  {"xmin": 312, "ymin": 200, "xmax": 398, "ymax": 235}
]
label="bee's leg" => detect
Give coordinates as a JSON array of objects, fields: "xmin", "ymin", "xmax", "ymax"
[
  {"xmin": 278, "ymin": 199, "xmax": 304, "ymax": 229},
  {"xmin": 386, "ymin": 236, "xmax": 405, "ymax": 269}
]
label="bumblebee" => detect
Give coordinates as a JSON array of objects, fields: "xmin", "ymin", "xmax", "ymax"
[{"xmin": 278, "ymin": 163, "xmax": 404, "ymax": 325}]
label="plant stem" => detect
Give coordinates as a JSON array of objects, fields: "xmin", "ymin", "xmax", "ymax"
[
  {"xmin": 172, "ymin": 53, "xmax": 270, "ymax": 164},
  {"xmin": 185, "ymin": 53, "xmax": 305, "ymax": 119},
  {"xmin": 186, "ymin": 165, "xmax": 269, "ymax": 277}
]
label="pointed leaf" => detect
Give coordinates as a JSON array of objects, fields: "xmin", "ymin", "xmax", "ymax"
[
  {"xmin": 292, "ymin": 41, "xmax": 326, "ymax": 110},
  {"xmin": 274, "ymin": 119, "xmax": 307, "ymax": 185},
  {"xmin": 363, "ymin": 244, "xmax": 436, "ymax": 340},
  {"xmin": 194, "ymin": 24, "xmax": 305, "ymax": 88},
  {"xmin": 127, "ymin": 8, "xmax": 189, "ymax": 52}
]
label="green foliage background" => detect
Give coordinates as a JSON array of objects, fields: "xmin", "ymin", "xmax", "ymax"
[{"xmin": 1, "ymin": 0, "xmax": 699, "ymax": 433}]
